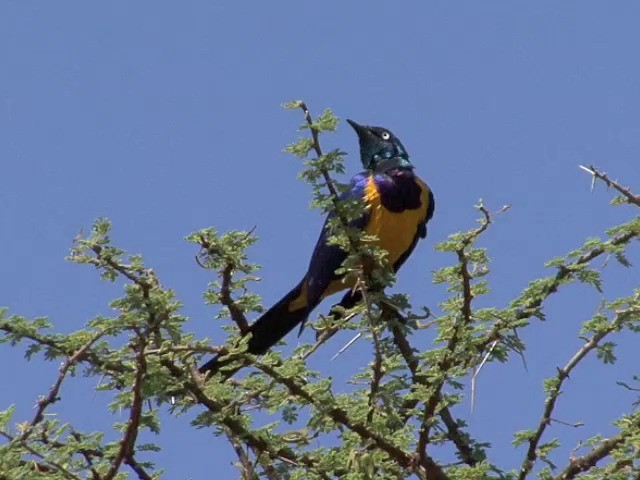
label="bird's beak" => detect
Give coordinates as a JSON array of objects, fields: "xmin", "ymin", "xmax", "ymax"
[{"xmin": 346, "ymin": 119, "xmax": 369, "ymax": 138}]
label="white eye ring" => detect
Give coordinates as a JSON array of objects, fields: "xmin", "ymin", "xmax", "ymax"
[{"xmin": 381, "ymin": 132, "xmax": 391, "ymax": 140}]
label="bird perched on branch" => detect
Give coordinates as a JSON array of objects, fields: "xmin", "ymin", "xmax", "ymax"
[{"xmin": 199, "ymin": 119, "xmax": 435, "ymax": 375}]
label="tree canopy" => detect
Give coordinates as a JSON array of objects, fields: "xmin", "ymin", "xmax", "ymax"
[{"xmin": 1, "ymin": 104, "xmax": 639, "ymax": 480}]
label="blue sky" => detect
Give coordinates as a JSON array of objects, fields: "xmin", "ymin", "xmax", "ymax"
[{"xmin": 1, "ymin": 2, "xmax": 639, "ymax": 478}]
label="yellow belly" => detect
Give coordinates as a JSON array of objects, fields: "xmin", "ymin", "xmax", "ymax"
[
  {"xmin": 363, "ymin": 175, "xmax": 429, "ymax": 265},
  {"xmin": 288, "ymin": 175, "xmax": 430, "ymax": 311}
]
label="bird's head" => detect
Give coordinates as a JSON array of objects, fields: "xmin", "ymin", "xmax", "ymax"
[{"xmin": 347, "ymin": 119, "xmax": 412, "ymax": 172}]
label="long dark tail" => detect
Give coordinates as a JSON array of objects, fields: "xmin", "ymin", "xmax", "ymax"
[{"xmin": 198, "ymin": 279, "xmax": 312, "ymax": 376}]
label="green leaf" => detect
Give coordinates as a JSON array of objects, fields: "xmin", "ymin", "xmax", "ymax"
[
  {"xmin": 282, "ymin": 99, "xmax": 303, "ymax": 110},
  {"xmin": 512, "ymin": 429, "xmax": 536, "ymax": 447}
]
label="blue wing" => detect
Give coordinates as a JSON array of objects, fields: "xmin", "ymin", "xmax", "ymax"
[{"xmin": 304, "ymin": 173, "xmax": 370, "ymax": 306}]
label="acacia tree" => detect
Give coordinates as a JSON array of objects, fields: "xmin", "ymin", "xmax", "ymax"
[{"xmin": 1, "ymin": 103, "xmax": 639, "ymax": 480}]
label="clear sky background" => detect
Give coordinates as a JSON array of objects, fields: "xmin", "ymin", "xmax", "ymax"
[{"xmin": 1, "ymin": 2, "xmax": 639, "ymax": 478}]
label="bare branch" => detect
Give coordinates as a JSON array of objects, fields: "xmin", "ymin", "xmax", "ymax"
[{"xmin": 580, "ymin": 165, "xmax": 640, "ymax": 208}]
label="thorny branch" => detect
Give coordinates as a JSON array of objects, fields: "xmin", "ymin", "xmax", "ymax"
[
  {"xmin": 221, "ymin": 264, "xmax": 249, "ymax": 332},
  {"xmin": 196, "ymin": 232, "xmax": 251, "ymax": 332},
  {"xmin": 478, "ymin": 167, "xmax": 640, "ymax": 359},
  {"xmin": 104, "ymin": 327, "xmax": 148, "ymax": 480},
  {"xmin": 301, "ymin": 312, "xmax": 357, "ymax": 360},
  {"xmin": 88, "ymin": 246, "xmax": 165, "ymax": 350},
  {"xmin": 146, "ymin": 344, "xmax": 222, "ymax": 356},
  {"xmin": 73, "ymin": 434, "xmax": 101, "ymax": 480},
  {"xmin": 553, "ymin": 435, "xmax": 628, "ymax": 480},
  {"xmin": 416, "ymin": 204, "xmax": 496, "ymax": 465},
  {"xmin": 80, "ymin": 241, "xmax": 339, "ymax": 475},
  {"xmin": 0, "ymin": 321, "xmax": 130, "ymax": 376},
  {"xmin": 519, "ymin": 304, "xmax": 640, "ymax": 479},
  {"xmin": 10, "ymin": 427, "xmax": 105, "ymax": 478},
  {"xmin": 78, "ymin": 247, "xmax": 158, "ymax": 478},
  {"xmin": 439, "ymin": 408, "xmax": 478, "ymax": 466},
  {"xmin": 515, "ymin": 169, "xmax": 640, "ymax": 479},
  {"xmin": 125, "ymin": 456, "xmax": 153, "ymax": 480},
  {"xmin": 254, "ymin": 362, "xmax": 449, "ymax": 479},
  {"xmin": 457, "ymin": 204, "xmax": 493, "ymax": 325},
  {"xmin": 366, "ymin": 336, "xmax": 383, "ymax": 412},
  {"xmin": 18, "ymin": 330, "xmax": 109, "ymax": 443},
  {"xmin": 248, "ymin": 445, "xmax": 282, "ymax": 480},
  {"xmin": 299, "ymin": 102, "xmax": 341, "ymax": 201},
  {"xmin": 256, "ymin": 363, "xmax": 414, "ymax": 467},
  {"xmin": 227, "ymin": 433, "xmax": 255, "ymax": 480},
  {"xmin": 392, "ymin": 321, "xmax": 479, "ymax": 466},
  {"xmin": 0, "ymin": 431, "xmax": 83, "ymax": 480},
  {"xmin": 580, "ymin": 165, "xmax": 640, "ymax": 208},
  {"xmin": 476, "ymin": 229, "xmax": 639, "ymax": 358},
  {"xmin": 359, "ymin": 280, "xmax": 385, "ymax": 425},
  {"xmin": 160, "ymin": 359, "xmax": 335, "ymax": 479},
  {"xmin": 89, "ymin": 244, "xmax": 313, "ymax": 478}
]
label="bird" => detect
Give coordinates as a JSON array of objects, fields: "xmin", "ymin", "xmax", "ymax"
[{"xmin": 199, "ymin": 119, "xmax": 435, "ymax": 376}]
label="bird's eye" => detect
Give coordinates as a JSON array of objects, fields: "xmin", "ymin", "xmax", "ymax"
[{"xmin": 381, "ymin": 132, "xmax": 391, "ymax": 140}]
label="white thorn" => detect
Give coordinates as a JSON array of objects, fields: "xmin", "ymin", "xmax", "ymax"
[
  {"xmin": 471, "ymin": 339, "xmax": 498, "ymax": 413},
  {"xmin": 579, "ymin": 165, "xmax": 596, "ymax": 192},
  {"xmin": 331, "ymin": 333, "xmax": 362, "ymax": 360}
]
